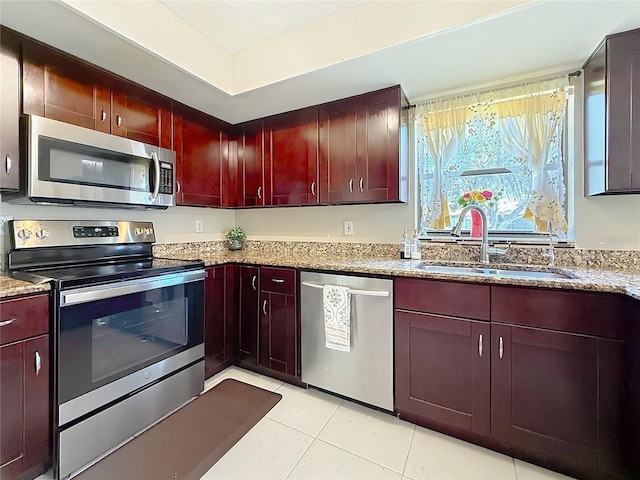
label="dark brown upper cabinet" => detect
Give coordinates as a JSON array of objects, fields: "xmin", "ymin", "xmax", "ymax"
[
  {"xmin": 319, "ymin": 85, "xmax": 409, "ymax": 204},
  {"xmin": 22, "ymin": 40, "xmax": 171, "ymax": 148},
  {"xmin": 0, "ymin": 27, "xmax": 21, "ymax": 192},
  {"xmin": 264, "ymin": 107, "xmax": 319, "ymax": 206},
  {"xmin": 235, "ymin": 120, "xmax": 265, "ymax": 207},
  {"xmin": 583, "ymin": 27, "xmax": 640, "ymax": 195},
  {"xmin": 173, "ymin": 106, "xmax": 229, "ymax": 207}
]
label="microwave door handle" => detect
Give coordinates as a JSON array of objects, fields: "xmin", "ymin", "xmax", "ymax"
[{"xmin": 151, "ymin": 151, "xmax": 160, "ymax": 200}]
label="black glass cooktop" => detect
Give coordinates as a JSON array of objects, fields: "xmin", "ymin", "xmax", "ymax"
[{"xmin": 12, "ymin": 257, "xmax": 205, "ymax": 289}]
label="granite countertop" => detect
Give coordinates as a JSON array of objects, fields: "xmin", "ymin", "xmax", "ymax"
[
  {"xmin": 0, "ymin": 274, "xmax": 51, "ymax": 300},
  {"xmin": 2, "ymin": 250, "xmax": 639, "ymax": 301},
  {"xmin": 156, "ymin": 250, "xmax": 640, "ymax": 301}
]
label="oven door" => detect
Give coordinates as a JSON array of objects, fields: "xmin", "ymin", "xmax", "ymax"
[{"xmin": 57, "ymin": 269, "xmax": 205, "ymax": 426}]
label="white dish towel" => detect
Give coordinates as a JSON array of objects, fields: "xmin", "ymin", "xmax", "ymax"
[{"xmin": 323, "ymin": 284, "xmax": 352, "ymax": 352}]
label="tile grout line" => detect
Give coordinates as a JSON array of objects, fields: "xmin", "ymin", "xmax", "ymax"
[
  {"xmin": 312, "ymin": 437, "xmax": 406, "ymax": 476},
  {"xmin": 400, "ymin": 425, "xmax": 417, "ymax": 477},
  {"xmin": 283, "ymin": 437, "xmax": 317, "ymax": 480}
]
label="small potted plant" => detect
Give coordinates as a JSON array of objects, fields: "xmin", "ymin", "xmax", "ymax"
[{"xmin": 225, "ymin": 226, "xmax": 247, "ymax": 251}]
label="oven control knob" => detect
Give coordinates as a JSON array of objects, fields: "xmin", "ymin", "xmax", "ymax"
[
  {"xmin": 35, "ymin": 228, "xmax": 49, "ymax": 239},
  {"xmin": 17, "ymin": 229, "xmax": 32, "ymax": 241}
]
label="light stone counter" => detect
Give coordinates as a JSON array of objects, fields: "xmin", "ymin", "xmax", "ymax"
[
  {"xmin": 153, "ymin": 247, "xmax": 640, "ymax": 301},
  {"xmin": 0, "ymin": 274, "xmax": 51, "ymax": 299}
]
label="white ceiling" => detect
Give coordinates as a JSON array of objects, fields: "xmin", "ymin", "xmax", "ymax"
[
  {"xmin": 1, "ymin": 0, "xmax": 639, "ymax": 124},
  {"xmin": 159, "ymin": 0, "xmax": 362, "ymax": 54}
]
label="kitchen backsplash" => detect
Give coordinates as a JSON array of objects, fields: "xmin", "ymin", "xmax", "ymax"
[{"xmin": 154, "ymin": 240, "xmax": 640, "ymax": 271}]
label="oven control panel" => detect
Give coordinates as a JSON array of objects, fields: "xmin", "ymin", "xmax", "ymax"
[
  {"xmin": 10, "ymin": 220, "xmax": 156, "ymax": 249},
  {"xmin": 73, "ymin": 226, "xmax": 119, "ymax": 238}
]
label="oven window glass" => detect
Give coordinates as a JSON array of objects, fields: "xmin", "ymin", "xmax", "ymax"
[
  {"xmin": 58, "ymin": 279, "xmax": 203, "ymax": 405},
  {"xmin": 39, "ymin": 136, "xmax": 151, "ymax": 192},
  {"xmin": 92, "ymin": 296, "xmax": 188, "ymax": 383}
]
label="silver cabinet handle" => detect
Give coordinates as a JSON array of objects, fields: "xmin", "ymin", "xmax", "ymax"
[
  {"xmin": 0, "ymin": 318, "xmax": 16, "ymax": 327},
  {"xmin": 35, "ymin": 351, "xmax": 42, "ymax": 376},
  {"xmin": 499, "ymin": 336, "xmax": 504, "ymax": 359},
  {"xmin": 349, "ymin": 179, "xmax": 353, "ymax": 192},
  {"xmin": 116, "ymin": 113, "xmax": 122, "ymax": 128},
  {"xmin": 257, "ymin": 186, "xmax": 262, "ymax": 199},
  {"xmin": 478, "ymin": 334, "xmax": 483, "ymax": 357},
  {"xmin": 262, "ymin": 299, "xmax": 268, "ymax": 315},
  {"xmin": 359, "ymin": 177, "xmax": 364, "ymax": 192},
  {"xmin": 176, "ymin": 181, "xmax": 181, "ymax": 193},
  {"xmin": 5, "ymin": 154, "xmax": 12, "ymax": 175},
  {"xmin": 252, "ymin": 275, "xmax": 257, "ymax": 291},
  {"xmin": 311, "ymin": 182, "xmax": 316, "ymax": 196},
  {"xmin": 101, "ymin": 108, "xmax": 107, "ymax": 122},
  {"xmin": 271, "ymin": 278, "xmax": 285, "ymax": 284},
  {"xmin": 151, "ymin": 151, "xmax": 160, "ymax": 200}
]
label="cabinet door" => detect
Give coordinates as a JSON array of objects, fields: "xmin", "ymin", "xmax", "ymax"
[
  {"xmin": 23, "ymin": 335, "xmax": 50, "ymax": 475},
  {"xmin": 237, "ymin": 266, "xmax": 260, "ymax": 365},
  {"xmin": 491, "ymin": 324, "xmax": 625, "ymax": 473},
  {"xmin": 395, "ymin": 310, "xmax": 490, "ymax": 435},
  {"xmin": 22, "ymin": 40, "xmax": 111, "ymax": 133},
  {"xmin": 259, "ymin": 292, "xmax": 297, "ymax": 376},
  {"xmin": 355, "ymin": 87, "xmax": 402, "ymax": 202},
  {"xmin": 0, "ymin": 342, "xmax": 24, "ymax": 477},
  {"xmin": 238, "ymin": 121, "xmax": 265, "ymax": 207},
  {"xmin": 1, "ymin": 29, "xmax": 21, "ymax": 191},
  {"xmin": 174, "ymin": 108, "xmax": 224, "ymax": 206},
  {"xmin": 204, "ymin": 266, "xmax": 227, "ymax": 378},
  {"xmin": 264, "ymin": 108, "xmax": 318, "ymax": 206},
  {"xmin": 111, "ymin": 81, "xmax": 171, "ymax": 148},
  {"xmin": 319, "ymin": 99, "xmax": 357, "ymax": 203},
  {"xmin": 607, "ymin": 29, "xmax": 640, "ymax": 192}
]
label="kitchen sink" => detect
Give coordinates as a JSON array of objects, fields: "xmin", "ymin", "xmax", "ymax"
[{"xmin": 417, "ymin": 263, "xmax": 574, "ymax": 280}]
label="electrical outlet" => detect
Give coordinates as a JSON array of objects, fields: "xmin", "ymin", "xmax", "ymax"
[
  {"xmin": 195, "ymin": 220, "xmax": 203, "ymax": 233},
  {"xmin": 344, "ymin": 220, "xmax": 354, "ymax": 235}
]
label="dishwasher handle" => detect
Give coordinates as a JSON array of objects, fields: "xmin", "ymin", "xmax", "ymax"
[{"xmin": 301, "ymin": 281, "xmax": 389, "ymax": 297}]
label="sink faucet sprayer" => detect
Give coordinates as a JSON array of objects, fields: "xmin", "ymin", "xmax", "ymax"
[{"xmin": 450, "ymin": 205, "xmax": 508, "ymax": 264}]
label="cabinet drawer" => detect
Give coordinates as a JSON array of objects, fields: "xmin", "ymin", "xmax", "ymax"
[
  {"xmin": 0, "ymin": 294, "xmax": 49, "ymax": 345},
  {"xmin": 395, "ymin": 278, "xmax": 490, "ymax": 321},
  {"xmin": 260, "ymin": 267, "xmax": 296, "ymax": 295},
  {"xmin": 491, "ymin": 286, "xmax": 626, "ymax": 340}
]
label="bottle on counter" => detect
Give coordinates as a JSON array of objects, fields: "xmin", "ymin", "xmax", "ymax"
[
  {"xmin": 402, "ymin": 229, "xmax": 412, "ymax": 259},
  {"xmin": 411, "ymin": 230, "xmax": 422, "ymax": 260}
]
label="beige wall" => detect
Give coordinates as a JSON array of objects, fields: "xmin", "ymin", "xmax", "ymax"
[
  {"xmin": 0, "ymin": 202, "xmax": 235, "ymax": 244},
  {"xmin": 236, "ymin": 75, "xmax": 640, "ymax": 251},
  {"xmin": 2, "ymin": 76, "xmax": 639, "ymax": 252}
]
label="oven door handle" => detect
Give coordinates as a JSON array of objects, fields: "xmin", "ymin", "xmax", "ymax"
[{"xmin": 60, "ymin": 269, "xmax": 206, "ymax": 306}]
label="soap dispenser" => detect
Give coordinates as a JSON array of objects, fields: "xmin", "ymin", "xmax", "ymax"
[
  {"xmin": 402, "ymin": 229, "xmax": 411, "ymax": 259},
  {"xmin": 411, "ymin": 230, "xmax": 422, "ymax": 260}
]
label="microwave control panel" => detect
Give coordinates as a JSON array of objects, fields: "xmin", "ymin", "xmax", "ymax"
[{"xmin": 159, "ymin": 162, "xmax": 174, "ymax": 195}]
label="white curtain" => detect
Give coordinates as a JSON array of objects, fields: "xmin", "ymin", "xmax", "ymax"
[
  {"xmin": 416, "ymin": 97, "xmax": 470, "ymax": 229},
  {"xmin": 496, "ymin": 77, "xmax": 569, "ymax": 233},
  {"xmin": 415, "ymin": 75, "xmax": 569, "ymax": 234}
]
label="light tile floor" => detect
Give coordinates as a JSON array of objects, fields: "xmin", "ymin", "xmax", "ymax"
[{"xmin": 200, "ymin": 367, "xmax": 576, "ymax": 480}]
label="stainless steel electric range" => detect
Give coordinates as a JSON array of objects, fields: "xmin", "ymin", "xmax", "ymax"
[{"xmin": 8, "ymin": 220, "xmax": 206, "ymax": 479}]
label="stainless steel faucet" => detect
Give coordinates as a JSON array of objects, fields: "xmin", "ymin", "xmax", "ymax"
[{"xmin": 450, "ymin": 204, "xmax": 508, "ymax": 264}]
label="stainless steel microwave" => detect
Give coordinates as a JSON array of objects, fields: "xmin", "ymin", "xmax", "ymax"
[{"xmin": 9, "ymin": 115, "xmax": 176, "ymax": 209}]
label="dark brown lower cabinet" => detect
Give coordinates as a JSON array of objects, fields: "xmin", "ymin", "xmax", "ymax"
[
  {"xmin": 237, "ymin": 265, "xmax": 260, "ymax": 366},
  {"xmin": 395, "ymin": 280, "xmax": 631, "ymax": 479},
  {"xmin": 491, "ymin": 323, "xmax": 625, "ymax": 475},
  {"xmin": 0, "ymin": 335, "xmax": 50, "ymax": 480},
  {"xmin": 203, "ymin": 265, "xmax": 235, "ymax": 379},
  {"xmin": 258, "ymin": 267, "xmax": 298, "ymax": 377},
  {"xmin": 395, "ymin": 310, "xmax": 490, "ymax": 435}
]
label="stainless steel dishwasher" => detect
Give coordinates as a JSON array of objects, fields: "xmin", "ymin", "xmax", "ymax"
[{"xmin": 300, "ymin": 271, "xmax": 393, "ymax": 411}]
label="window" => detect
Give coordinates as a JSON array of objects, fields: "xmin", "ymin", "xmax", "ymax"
[{"xmin": 416, "ymin": 76, "xmax": 570, "ymax": 239}]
